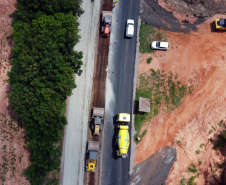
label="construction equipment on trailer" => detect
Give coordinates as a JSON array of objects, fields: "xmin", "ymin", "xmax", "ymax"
[
  {"xmin": 92, "ymin": 107, "xmax": 104, "ymax": 136},
  {"xmin": 101, "ymin": 11, "xmax": 112, "ymax": 37},
  {"xmin": 214, "ymin": 18, "xmax": 226, "ymax": 31},
  {"xmin": 116, "ymin": 113, "xmax": 130, "ymax": 158},
  {"xmin": 86, "ymin": 141, "xmax": 100, "ymax": 172}
]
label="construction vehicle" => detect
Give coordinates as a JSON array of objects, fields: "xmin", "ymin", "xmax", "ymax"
[
  {"xmin": 213, "ymin": 18, "xmax": 226, "ymax": 31},
  {"xmin": 101, "ymin": 11, "xmax": 112, "ymax": 37},
  {"xmin": 86, "ymin": 141, "xmax": 100, "ymax": 172},
  {"xmin": 116, "ymin": 113, "xmax": 130, "ymax": 158},
  {"xmin": 92, "ymin": 107, "xmax": 104, "ymax": 136}
]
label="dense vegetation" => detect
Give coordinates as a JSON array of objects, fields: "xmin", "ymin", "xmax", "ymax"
[{"xmin": 9, "ymin": 0, "xmax": 83, "ymax": 184}]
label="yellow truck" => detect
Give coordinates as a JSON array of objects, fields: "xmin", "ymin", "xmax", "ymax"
[
  {"xmin": 214, "ymin": 18, "xmax": 226, "ymax": 31},
  {"xmin": 86, "ymin": 141, "xmax": 99, "ymax": 172},
  {"xmin": 116, "ymin": 113, "xmax": 130, "ymax": 158},
  {"xmin": 92, "ymin": 107, "xmax": 104, "ymax": 136}
]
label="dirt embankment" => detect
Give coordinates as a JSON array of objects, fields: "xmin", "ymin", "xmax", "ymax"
[
  {"xmin": 134, "ymin": 3, "xmax": 226, "ymax": 184},
  {"xmin": 0, "ymin": 1, "xmax": 30, "ymax": 184}
]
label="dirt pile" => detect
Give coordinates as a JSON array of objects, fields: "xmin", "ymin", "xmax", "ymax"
[
  {"xmin": 140, "ymin": 0, "xmax": 226, "ymax": 33},
  {"xmin": 134, "ymin": 13, "xmax": 226, "ymax": 185},
  {"xmin": 159, "ymin": 0, "xmax": 226, "ymax": 17},
  {"xmin": 0, "ymin": 0, "xmax": 30, "ymax": 184}
]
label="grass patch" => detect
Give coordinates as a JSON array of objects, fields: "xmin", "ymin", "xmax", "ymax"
[
  {"xmin": 135, "ymin": 129, "xmax": 147, "ymax": 144},
  {"xmin": 187, "ymin": 176, "xmax": 197, "ymax": 185},
  {"xmin": 187, "ymin": 163, "xmax": 197, "ymax": 173},
  {"xmin": 180, "ymin": 177, "xmax": 186, "ymax": 185},
  {"xmin": 218, "ymin": 120, "xmax": 224, "ymax": 127},
  {"xmin": 147, "ymin": 56, "xmax": 152, "ymax": 64},
  {"xmin": 134, "ymin": 69, "xmax": 192, "ymax": 139},
  {"xmin": 195, "ymin": 150, "xmax": 200, "ymax": 154},
  {"xmin": 139, "ymin": 21, "xmax": 167, "ymax": 53},
  {"xmin": 176, "ymin": 140, "xmax": 181, "ymax": 144},
  {"xmin": 211, "ymin": 126, "xmax": 216, "ymax": 131}
]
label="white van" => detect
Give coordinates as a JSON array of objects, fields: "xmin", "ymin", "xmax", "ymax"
[{"xmin": 126, "ymin": 19, "xmax": 134, "ymax": 38}]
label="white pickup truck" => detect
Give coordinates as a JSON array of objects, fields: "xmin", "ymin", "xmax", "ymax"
[{"xmin": 126, "ymin": 19, "xmax": 134, "ymax": 38}]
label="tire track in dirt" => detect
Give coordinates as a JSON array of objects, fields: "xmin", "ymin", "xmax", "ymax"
[{"xmin": 87, "ymin": 0, "xmax": 112, "ymax": 185}]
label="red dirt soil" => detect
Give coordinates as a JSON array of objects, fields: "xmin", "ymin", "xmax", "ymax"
[
  {"xmin": 0, "ymin": 0, "xmax": 30, "ymax": 184},
  {"xmin": 134, "ymin": 14, "xmax": 226, "ymax": 184}
]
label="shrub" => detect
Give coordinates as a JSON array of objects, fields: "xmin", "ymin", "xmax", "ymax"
[
  {"xmin": 214, "ymin": 130, "xmax": 226, "ymax": 150},
  {"xmin": 180, "ymin": 177, "xmax": 186, "ymax": 185},
  {"xmin": 187, "ymin": 163, "xmax": 197, "ymax": 173},
  {"xmin": 147, "ymin": 56, "xmax": 152, "ymax": 64},
  {"xmin": 218, "ymin": 120, "xmax": 224, "ymax": 127},
  {"xmin": 187, "ymin": 176, "xmax": 197, "ymax": 185}
]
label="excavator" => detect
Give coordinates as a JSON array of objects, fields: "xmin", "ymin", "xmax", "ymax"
[{"xmin": 214, "ymin": 18, "xmax": 226, "ymax": 31}]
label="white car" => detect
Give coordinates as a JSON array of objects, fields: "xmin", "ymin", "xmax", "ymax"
[
  {"xmin": 151, "ymin": 41, "xmax": 169, "ymax": 50},
  {"xmin": 126, "ymin": 19, "xmax": 134, "ymax": 38}
]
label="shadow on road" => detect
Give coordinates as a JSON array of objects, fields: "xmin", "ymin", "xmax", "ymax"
[{"xmin": 111, "ymin": 115, "xmax": 119, "ymax": 160}]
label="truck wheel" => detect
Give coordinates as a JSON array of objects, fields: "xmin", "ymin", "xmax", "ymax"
[{"xmin": 101, "ymin": 26, "xmax": 105, "ymax": 33}]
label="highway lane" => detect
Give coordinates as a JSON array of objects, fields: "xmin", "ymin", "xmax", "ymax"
[{"xmin": 101, "ymin": 0, "xmax": 140, "ymax": 184}]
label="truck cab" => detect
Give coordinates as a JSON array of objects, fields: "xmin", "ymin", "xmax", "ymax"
[
  {"xmin": 117, "ymin": 113, "xmax": 130, "ymax": 124},
  {"xmin": 92, "ymin": 117, "xmax": 102, "ymax": 135},
  {"xmin": 86, "ymin": 141, "xmax": 99, "ymax": 172},
  {"xmin": 92, "ymin": 107, "xmax": 104, "ymax": 136},
  {"xmin": 87, "ymin": 151, "xmax": 97, "ymax": 172}
]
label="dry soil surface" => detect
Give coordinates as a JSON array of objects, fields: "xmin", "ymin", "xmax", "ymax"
[
  {"xmin": 0, "ymin": 0, "xmax": 30, "ymax": 184},
  {"xmin": 134, "ymin": 8, "xmax": 226, "ymax": 185}
]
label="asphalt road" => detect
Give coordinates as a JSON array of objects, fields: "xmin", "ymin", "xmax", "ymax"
[
  {"xmin": 101, "ymin": 0, "xmax": 140, "ymax": 184},
  {"xmin": 129, "ymin": 146, "xmax": 177, "ymax": 185}
]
